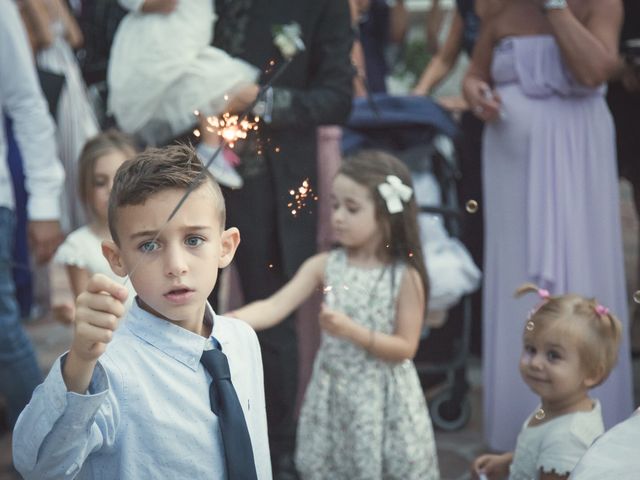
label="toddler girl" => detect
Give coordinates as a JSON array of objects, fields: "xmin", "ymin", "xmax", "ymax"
[
  {"xmin": 231, "ymin": 150, "xmax": 439, "ymax": 479},
  {"xmin": 107, "ymin": 0, "xmax": 259, "ymax": 188},
  {"xmin": 472, "ymin": 284, "xmax": 622, "ymax": 480},
  {"xmin": 52, "ymin": 130, "xmax": 138, "ymax": 322}
]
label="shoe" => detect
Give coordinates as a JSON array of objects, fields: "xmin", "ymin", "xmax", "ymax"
[{"xmin": 198, "ymin": 145, "xmax": 244, "ymax": 189}]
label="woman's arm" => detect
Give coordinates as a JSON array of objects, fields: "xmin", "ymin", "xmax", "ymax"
[
  {"xmin": 230, "ymin": 253, "xmax": 327, "ymax": 330},
  {"xmin": 413, "ymin": 10, "xmax": 465, "ymax": 95},
  {"xmin": 320, "ymin": 267, "xmax": 425, "ymax": 363},
  {"xmin": 462, "ymin": 16, "xmax": 502, "ymax": 122},
  {"xmin": 18, "ymin": 0, "xmax": 53, "ymax": 51},
  {"xmin": 54, "ymin": 0, "xmax": 83, "ymax": 48},
  {"xmin": 542, "ymin": 0, "xmax": 623, "ymax": 87}
]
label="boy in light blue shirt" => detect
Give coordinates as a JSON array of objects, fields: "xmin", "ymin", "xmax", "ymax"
[{"xmin": 12, "ymin": 145, "xmax": 272, "ymax": 479}]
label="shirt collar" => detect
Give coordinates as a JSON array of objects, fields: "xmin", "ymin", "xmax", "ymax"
[{"xmin": 125, "ymin": 300, "xmax": 230, "ymax": 371}]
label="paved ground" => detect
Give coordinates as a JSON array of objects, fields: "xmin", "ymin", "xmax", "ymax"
[{"xmin": 2, "ymin": 180, "xmax": 640, "ymax": 480}]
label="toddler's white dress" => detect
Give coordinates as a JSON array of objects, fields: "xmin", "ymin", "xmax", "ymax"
[
  {"xmin": 108, "ymin": 0, "xmax": 258, "ymax": 145},
  {"xmin": 509, "ymin": 401, "xmax": 604, "ymax": 480},
  {"xmin": 295, "ymin": 249, "xmax": 439, "ymax": 480},
  {"xmin": 53, "ymin": 226, "xmax": 136, "ymax": 308}
]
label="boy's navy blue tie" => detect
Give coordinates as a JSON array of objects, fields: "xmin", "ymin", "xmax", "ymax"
[{"xmin": 200, "ymin": 341, "xmax": 258, "ymax": 480}]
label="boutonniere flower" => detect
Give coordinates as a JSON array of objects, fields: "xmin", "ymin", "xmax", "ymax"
[{"xmin": 272, "ymin": 22, "xmax": 305, "ymax": 60}]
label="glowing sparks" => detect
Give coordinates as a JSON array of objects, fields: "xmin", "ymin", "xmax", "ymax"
[
  {"xmin": 203, "ymin": 113, "xmax": 259, "ymax": 148},
  {"xmin": 323, "ymin": 285, "xmax": 333, "ymax": 294},
  {"xmin": 287, "ymin": 178, "xmax": 316, "ymax": 216}
]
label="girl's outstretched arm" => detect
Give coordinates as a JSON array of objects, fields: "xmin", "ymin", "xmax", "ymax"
[
  {"xmin": 229, "ymin": 253, "xmax": 327, "ymax": 330},
  {"xmin": 319, "ymin": 266, "xmax": 425, "ymax": 363}
]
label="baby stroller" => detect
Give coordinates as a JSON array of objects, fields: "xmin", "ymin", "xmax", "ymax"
[{"xmin": 342, "ymin": 93, "xmax": 481, "ymax": 431}]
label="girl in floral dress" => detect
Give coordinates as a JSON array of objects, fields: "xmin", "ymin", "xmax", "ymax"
[{"xmin": 231, "ymin": 150, "xmax": 439, "ymax": 480}]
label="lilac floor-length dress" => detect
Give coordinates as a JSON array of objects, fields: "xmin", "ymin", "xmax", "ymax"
[{"xmin": 482, "ymin": 36, "xmax": 633, "ymax": 451}]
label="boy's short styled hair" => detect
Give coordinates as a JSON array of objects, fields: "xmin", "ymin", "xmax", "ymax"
[{"xmin": 108, "ymin": 144, "xmax": 225, "ymax": 244}]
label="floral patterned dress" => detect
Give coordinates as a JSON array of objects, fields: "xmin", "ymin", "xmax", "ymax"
[{"xmin": 295, "ymin": 249, "xmax": 439, "ymax": 480}]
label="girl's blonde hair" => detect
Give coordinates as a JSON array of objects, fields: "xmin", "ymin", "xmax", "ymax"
[
  {"xmin": 515, "ymin": 283, "xmax": 622, "ymax": 387},
  {"xmin": 338, "ymin": 150, "xmax": 429, "ymax": 310},
  {"xmin": 77, "ymin": 129, "xmax": 138, "ymax": 218}
]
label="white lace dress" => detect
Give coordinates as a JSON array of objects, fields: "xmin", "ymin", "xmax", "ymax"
[
  {"xmin": 295, "ymin": 249, "xmax": 439, "ymax": 480},
  {"xmin": 53, "ymin": 226, "xmax": 136, "ymax": 308},
  {"xmin": 108, "ymin": 0, "xmax": 258, "ymax": 145},
  {"xmin": 509, "ymin": 401, "xmax": 604, "ymax": 480}
]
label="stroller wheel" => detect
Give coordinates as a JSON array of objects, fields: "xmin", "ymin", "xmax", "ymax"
[{"xmin": 428, "ymin": 389, "xmax": 471, "ymax": 432}]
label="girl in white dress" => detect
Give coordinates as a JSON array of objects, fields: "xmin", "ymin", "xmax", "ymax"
[
  {"xmin": 472, "ymin": 284, "xmax": 623, "ymax": 480},
  {"xmin": 52, "ymin": 130, "xmax": 138, "ymax": 323},
  {"xmin": 107, "ymin": 0, "xmax": 260, "ymax": 188},
  {"xmin": 231, "ymin": 150, "xmax": 439, "ymax": 479}
]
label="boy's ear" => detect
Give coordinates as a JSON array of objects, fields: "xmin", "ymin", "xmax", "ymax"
[
  {"xmin": 102, "ymin": 240, "xmax": 128, "ymax": 277},
  {"xmin": 218, "ymin": 227, "xmax": 240, "ymax": 269}
]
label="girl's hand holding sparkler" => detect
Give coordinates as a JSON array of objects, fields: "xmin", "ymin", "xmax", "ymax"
[{"xmin": 318, "ymin": 304, "xmax": 356, "ymax": 339}]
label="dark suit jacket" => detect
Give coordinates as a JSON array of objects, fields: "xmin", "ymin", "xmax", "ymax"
[{"xmin": 214, "ymin": 0, "xmax": 354, "ymax": 277}]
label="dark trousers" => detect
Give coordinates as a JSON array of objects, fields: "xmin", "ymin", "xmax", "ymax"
[{"xmin": 219, "ymin": 167, "xmax": 299, "ymax": 463}]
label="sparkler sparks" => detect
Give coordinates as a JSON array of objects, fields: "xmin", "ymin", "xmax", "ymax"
[
  {"xmin": 287, "ymin": 178, "xmax": 316, "ymax": 216},
  {"xmin": 196, "ymin": 112, "xmax": 259, "ymax": 148}
]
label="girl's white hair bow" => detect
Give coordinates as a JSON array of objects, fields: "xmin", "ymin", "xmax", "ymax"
[{"xmin": 377, "ymin": 175, "xmax": 413, "ymax": 214}]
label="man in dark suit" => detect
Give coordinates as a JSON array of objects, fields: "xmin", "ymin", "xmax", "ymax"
[{"xmin": 211, "ymin": 1, "xmax": 354, "ymax": 477}]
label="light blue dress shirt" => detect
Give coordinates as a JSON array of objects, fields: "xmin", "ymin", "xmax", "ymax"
[{"xmin": 13, "ymin": 301, "xmax": 272, "ymax": 479}]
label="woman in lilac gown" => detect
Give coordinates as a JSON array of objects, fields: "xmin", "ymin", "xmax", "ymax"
[{"xmin": 463, "ymin": 0, "xmax": 633, "ymax": 451}]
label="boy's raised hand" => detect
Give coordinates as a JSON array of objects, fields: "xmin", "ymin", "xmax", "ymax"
[{"xmin": 63, "ymin": 274, "xmax": 128, "ymax": 393}]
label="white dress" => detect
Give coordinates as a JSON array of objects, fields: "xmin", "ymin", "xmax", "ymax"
[
  {"xmin": 295, "ymin": 249, "xmax": 439, "ymax": 480},
  {"xmin": 108, "ymin": 0, "xmax": 259, "ymax": 145},
  {"xmin": 53, "ymin": 226, "xmax": 136, "ymax": 308},
  {"xmin": 509, "ymin": 401, "xmax": 604, "ymax": 480},
  {"xmin": 36, "ymin": 0, "xmax": 100, "ymax": 231}
]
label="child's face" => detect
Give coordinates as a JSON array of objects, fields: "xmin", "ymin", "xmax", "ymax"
[
  {"xmin": 91, "ymin": 150, "xmax": 129, "ymax": 222},
  {"xmin": 519, "ymin": 323, "xmax": 598, "ymax": 406},
  {"xmin": 103, "ymin": 183, "xmax": 239, "ymax": 333},
  {"xmin": 331, "ymin": 174, "xmax": 383, "ymax": 252}
]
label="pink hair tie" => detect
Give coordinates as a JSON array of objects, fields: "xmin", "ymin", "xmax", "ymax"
[
  {"xmin": 595, "ymin": 304, "xmax": 610, "ymax": 316},
  {"xmin": 538, "ymin": 289, "xmax": 550, "ymax": 300}
]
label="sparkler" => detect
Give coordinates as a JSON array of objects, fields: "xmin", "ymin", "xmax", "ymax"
[{"xmin": 203, "ymin": 113, "xmax": 259, "ymax": 149}]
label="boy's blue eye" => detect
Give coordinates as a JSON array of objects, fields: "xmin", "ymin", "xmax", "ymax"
[
  {"xmin": 185, "ymin": 236, "xmax": 204, "ymax": 247},
  {"xmin": 524, "ymin": 344, "xmax": 535, "ymax": 355},
  {"xmin": 139, "ymin": 241, "xmax": 159, "ymax": 253}
]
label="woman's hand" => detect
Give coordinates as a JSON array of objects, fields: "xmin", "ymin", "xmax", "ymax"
[{"xmin": 463, "ymin": 77, "xmax": 502, "ymax": 122}]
